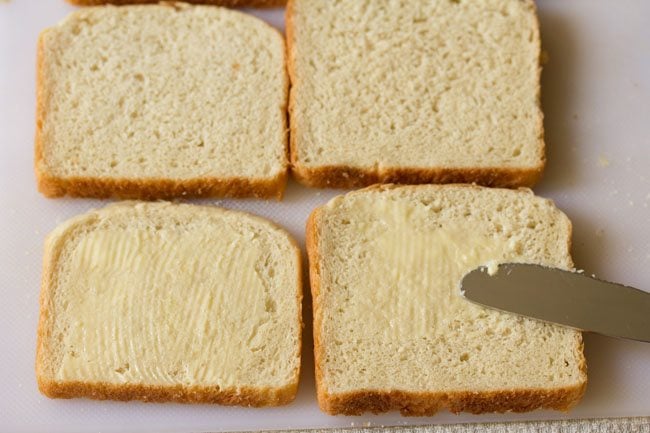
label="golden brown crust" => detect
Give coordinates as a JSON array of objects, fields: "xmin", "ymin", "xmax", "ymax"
[
  {"xmin": 317, "ymin": 385, "xmax": 587, "ymax": 416},
  {"xmin": 305, "ymin": 205, "xmax": 328, "ymax": 411},
  {"xmin": 530, "ymin": 0, "xmax": 547, "ymax": 187},
  {"xmin": 34, "ymin": 31, "xmax": 48, "ymax": 198},
  {"xmin": 288, "ymin": 224, "xmax": 304, "ymax": 408},
  {"xmin": 36, "ymin": 379, "xmax": 297, "ymax": 406},
  {"xmin": 285, "ymin": 0, "xmax": 298, "ymax": 183},
  {"xmin": 35, "ymin": 202, "xmax": 302, "ymax": 406},
  {"xmin": 292, "ymin": 164, "xmax": 543, "ymax": 190},
  {"xmin": 35, "ymin": 169, "xmax": 288, "ymax": 200},
  {"xmin": 34, "ymin": 9, "xmax": 288, "ymax": 201},
  {"xmin": 66, "ymin": 0, "xmax": 286, "ymax": 6},
  {"xmin": 286, "ymin": 0, "xmax": 546, "ymax": 191},
  {"xmin": 306, "ymin": 185, "xmax": 587, "ymax": 416}
]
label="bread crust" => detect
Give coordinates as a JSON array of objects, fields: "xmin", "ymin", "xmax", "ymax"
[
  {"xmin": 34, "ymin": 11, "xmax": 288, "ymax": 201},
  {"xmin": 292, "ymin": 164, "xmax": 543, "ymax": 190},
  {"xmin": 35, "ymin": 202, "xmax": 302, "ymax": 406},
  {"xmin": 35, "ymin": 170, "xmax": 288, "ymax": 200},
  {"xmin": 65, "ymin": 0, "xmax": 286, "ymax": 6},
  {"xmin": 306, "ymin": 184, "xmax": 587, "ymax": 416},
  {"xmin": 36, "ymin": 379, "xmax": 297, "ymax": 406},
  {"xmin": 286, "ymin": 0, "xmax": 546, "ymax": 190}
]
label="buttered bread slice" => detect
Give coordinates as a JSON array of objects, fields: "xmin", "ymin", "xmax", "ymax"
[
  {"xmin": 307, "ymin": 185, "xmax": 586, "ymax": 415},
  {"xmin": 36, "ymin": 202, "xmax": 302, "ymax": 406},
  {"xmin": 36, "ymin": 4, "xmax": 288, "ymax": 199}
]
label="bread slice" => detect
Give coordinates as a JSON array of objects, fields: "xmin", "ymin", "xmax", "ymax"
[
  {"xmin": 66, "ymin": 0, "xmax": 284, "ymax": 6},
  {"xmin": 36, "ymin": 4, "xmax": 288, "ymax": 200},
  {"xmin": 306, "ymin": 185, "xmax": 587, "ymax": 415},
  {"xmin": 36, "ymin": 201, "xmax": 302, "ymax": 406},
  {"xmin": 287, "ymin": 0, "xmax": 545, "ymax": 189}
]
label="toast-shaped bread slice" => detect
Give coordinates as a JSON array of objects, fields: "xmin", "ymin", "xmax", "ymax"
[
  {"xmin": 36, "ymin": 4, "xmax": 288, "ymax": 200},
  {"xmin": 288, "ymin": 0, "xmax": 545, "ymax": 189},
  {"xmin": 307, "ymin": 185, "xmax": 586, "ymax": 415},
  {"xmin": 36, "ymin": 202, "xmax": 302, "ymax": 406}
]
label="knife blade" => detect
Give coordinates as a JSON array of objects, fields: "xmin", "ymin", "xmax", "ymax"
[{"xmin": 460, "ymin": 263, "xmax": 650, "ymax": 343}]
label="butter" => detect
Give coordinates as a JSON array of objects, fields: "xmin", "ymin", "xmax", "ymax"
[
  {"xmin": 340, "ymin": 198, "xmax": 514, "ymax": 341},
  {"xmin": 55, "ymin": 226, "xmax": 275, "ymax": 386},
  {"xmin": 485, "ymin": 260, "xmax": 500, "ymax": 276}
]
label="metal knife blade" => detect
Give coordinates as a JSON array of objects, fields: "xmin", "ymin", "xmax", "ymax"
[{"xmin": 460, "ymin": 263, "xmax": 650, "ymax": 343}]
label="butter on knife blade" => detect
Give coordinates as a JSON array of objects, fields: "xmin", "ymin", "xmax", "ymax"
[{"xmin": 460, "ymin": 263, "xmax": 650, "ymax": 343}]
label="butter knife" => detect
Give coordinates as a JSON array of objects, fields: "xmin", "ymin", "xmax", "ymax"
[{"xmin": 460, "ymin": 263, "xmax": 650, "ymax": 343}]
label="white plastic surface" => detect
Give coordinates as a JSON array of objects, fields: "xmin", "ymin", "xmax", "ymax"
[{"xmin": 1, "ymin": 1, "xmax": 649, "ymax": 431}]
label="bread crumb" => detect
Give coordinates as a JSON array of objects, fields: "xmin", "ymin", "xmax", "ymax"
[
  {"xmin": 485, "ymin": 260, "xmax": 500, "ymax": 276},
  {"xmin": 598, "ymin": 155, "xmax": 610, "ymax": 167}
]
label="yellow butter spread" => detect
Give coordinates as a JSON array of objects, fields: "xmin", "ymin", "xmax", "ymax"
[
  {"xmin": 339, "ymin": 197, "xmax": 516, "ymax": 340},
  {"xmin": 56, "ymin": 226, "xmax": 273, "ymax": 386}
]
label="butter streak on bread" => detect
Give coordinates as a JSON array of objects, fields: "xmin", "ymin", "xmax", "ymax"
[
  {"xmin": 36, "ymin": 202, "xmax": 302, "ymax": 406},
  {"xmin": 306, "ymin": 185, "xmax": 586, "ymax": 415},
  {"xmin": 288, "ymin": 0, "xmax": 545, "ymax": 188},
  {"xmin": 36, "ymin": 4, "xmax": 288, "ymax": 200}
]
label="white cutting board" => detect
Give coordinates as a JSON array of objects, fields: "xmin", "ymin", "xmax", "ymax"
[{"xmin": 1, "ymin": 0, "xmax": 649, "ymax": 431}]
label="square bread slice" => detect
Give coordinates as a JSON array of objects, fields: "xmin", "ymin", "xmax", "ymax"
[
  {"xmin": 287, "ymin": 0, "xmax": 545, "ymax": 189},
  {"xmin": 36, "ymin": 202, "xmax": 302, "ymax": 406},
  {"xmin": 306, "ymin": 185, "xmax": 587, "ymax": 415},
  {"xmin": 36, "ymin": 4, "xmax": 288, "ymax": 200}
]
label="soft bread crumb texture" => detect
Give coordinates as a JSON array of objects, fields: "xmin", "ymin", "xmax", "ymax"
[
  {"xmin": 36, "ymin": 4, "xmax": 288, "ymax": 199},
  {"xmin": 66, "ymin": 0, "xmax": 285, "ymax": 5},
  {"xmin": 36, "ymin": 202, "xmax": 302, "ymax": 406},
  {"xmin": 288, "ymin": 0, "xmax": 544, "ymax": 188},
  {"xmin": 308, "ymin": 185, "xmax": 586, "ymax": 415}
]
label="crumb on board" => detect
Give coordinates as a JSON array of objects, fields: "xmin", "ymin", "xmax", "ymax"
[{"xmin": 598, "ymin": 155, "xmax": 610, "ymax": 167}]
